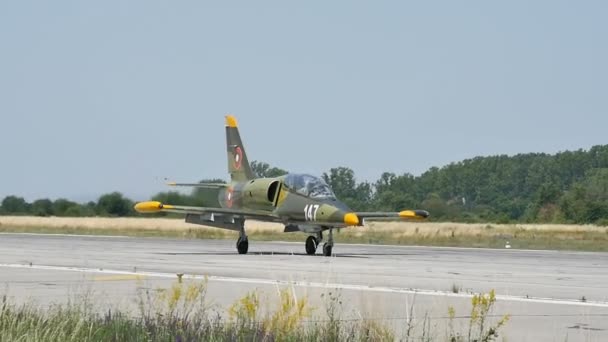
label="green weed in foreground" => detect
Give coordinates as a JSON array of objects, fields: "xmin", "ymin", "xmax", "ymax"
[
  {"xmin": 0, "ymin": 281, "xmax": 508, "ymax": 342},
  {"xmin": 447, "ymin": 290, "xmax": 510, "ymax": 342}
]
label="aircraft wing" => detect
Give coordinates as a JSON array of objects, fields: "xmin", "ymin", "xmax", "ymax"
[
  {"xmin": 354, "ymin": 210, "xmax": 430, "ymax": 221},
  {"xmin": 134, "ymin": 201, "xmax": 280, "ymax": 221},
  {"xmin": 166, "ymin": 182, "xmax": 229, "ymax": 189}
]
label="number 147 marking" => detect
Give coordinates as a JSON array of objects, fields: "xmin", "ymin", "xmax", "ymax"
[{"xmin": 304, "ymin": 204, "xmax": 319, "ymax": 221}]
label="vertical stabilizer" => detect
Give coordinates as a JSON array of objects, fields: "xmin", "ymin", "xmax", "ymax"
[{"xmin": 225, "ymin": 115, "xmax": 254, "ymax": 182}]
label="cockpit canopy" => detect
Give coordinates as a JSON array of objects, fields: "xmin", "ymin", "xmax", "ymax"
[{"xmin": 283, "ymin": 174, "xmax": 336, "ymax": 199}]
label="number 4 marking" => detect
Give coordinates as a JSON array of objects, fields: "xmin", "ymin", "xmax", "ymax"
[{"xmin": 304, "ymin": 204, "xmax": 320, "ymax": 221}]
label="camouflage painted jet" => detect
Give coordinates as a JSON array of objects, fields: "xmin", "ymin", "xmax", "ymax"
[{"xmin": 134, "ymin": 115, "xmax": 429, "ymax": 256}]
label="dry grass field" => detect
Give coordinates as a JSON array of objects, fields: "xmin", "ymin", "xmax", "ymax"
[{"xmin": 1, "ymin": 216, "xmax": 607, "ymax": 251}]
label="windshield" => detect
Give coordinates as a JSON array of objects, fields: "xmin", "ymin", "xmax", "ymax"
[{"xmin": 284, "ymin": 174, "xmax": 336, "ymax": 199}]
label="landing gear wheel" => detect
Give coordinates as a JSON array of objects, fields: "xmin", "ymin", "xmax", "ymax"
[
  {"xmin": 322, "ymin": 243, "xmax": 332, "ymax": 257},
  {"xmin": 305, "ymin": 236, "xmax": 318, "ymax": 255},
  {"xmin": 236, "ymin": 237, "xmax": 249, "ymax": 254}
]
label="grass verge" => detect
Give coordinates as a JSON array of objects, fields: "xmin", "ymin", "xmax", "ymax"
[
  {"xmin": 1, "ymin": 216, "xmax": 607, "ymax": 252},
  {"xmin": 0, "ymin": 279, "xmax": 509, "ymax": 342}
]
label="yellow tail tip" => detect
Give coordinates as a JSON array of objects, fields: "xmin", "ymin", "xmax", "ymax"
[
  {"xmin": 134, "ymin": 201, "xmax": 163, "ymax": 213},
  {"xmin": 225, "ymin": 115, "xmax": 238, "ymax": 128},
  {"xmin": 343, "ymin": 212, "xmax": 360, "ymax": 226}
]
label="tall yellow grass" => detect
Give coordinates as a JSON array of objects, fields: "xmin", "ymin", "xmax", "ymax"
[
  {"xmin": 0, "ymin": 216, "xmax": 283, "ymax": 234},
  {"xmin": 0, "ymin": 216, "xmax": 604, "ymax": 237},
  {"xmin": 360, "ymin": 221, "xmax": 606, "ymax": 238}
]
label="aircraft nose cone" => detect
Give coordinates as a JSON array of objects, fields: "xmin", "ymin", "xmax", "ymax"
[{"xmin": 343, "ymin": 212, "xmax": 360, "ymax": 226}]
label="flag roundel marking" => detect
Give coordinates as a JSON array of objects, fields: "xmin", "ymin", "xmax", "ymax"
[
  {"xmin": 234, "ymin": 146, "xmax": 243, "ymax": 170},
  {"xmin": 226, "ymin": 187, "xmax": 234, "ymax": 208}
]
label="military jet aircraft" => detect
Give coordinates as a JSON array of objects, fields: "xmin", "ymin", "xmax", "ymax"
[{"xmin": 134, "ymin": 115, "xmax": 429, "ymax": 256}]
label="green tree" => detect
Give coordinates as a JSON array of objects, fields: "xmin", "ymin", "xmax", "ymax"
[
  {"xmin": 31, "ymin": 199, "xmax": 54, "ymax": 216},
  {"xmin": 152, "ymin": 191, "xmax": 194, "ymax": 206},
  {"xmin": 560, "ymin": 168, "xmax": 608, "ymax": 223},
  {"xmin": 420, "ymin": 193, "xmax": 451, "ymax": 220},
  {"xmin": 322, "ymin": 167, "xmax": 372, "ymax": 211},
  {"xmin": 85, "ymin": 201, "xmax": 97, "ymax": 215},
  {"xmin": 52, "ymin": 199, "xmax": 79, "ymax": 216},
  {"xmin": 392, "ymin": 145, "xmax": 608, "ymax": 223},
  {"xmin": 250, "ymin": 161, "xmax": 288, "ymax": 178},
  {"xmin": 371, "ymin": 172, "xmax": 422, "ymax": 212},
  {"xmin": 64, "ymin": 204, "xmax": 94, "ymax": 217},
  {"xmin": 97, "ymin": 192, "xmax": 133, "ymax": 217},
  {"xmin": 1, "ymin": 196, "xmax": 30, "ymax": 214}
]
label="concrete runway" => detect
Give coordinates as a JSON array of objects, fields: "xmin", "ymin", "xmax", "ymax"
[{"xmin": 0, "ymin": 233, "xmax": 607, "ymax": 341}]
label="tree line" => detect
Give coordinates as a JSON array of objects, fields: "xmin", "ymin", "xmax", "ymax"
[
  {"xmin": 2, "ymin": 146, "xmax": 607, "ymax": 224},
  {"xmin": 0, "ymin": 192, "xmax": 134, "ymax": 217}
]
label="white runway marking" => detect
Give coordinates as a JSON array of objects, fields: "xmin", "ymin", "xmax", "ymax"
[
  {"xmin": 2, "ymin": 262, "xmax": 607, "ymax": 308},
  {"xmin": 0, "ymin": 232, "xmax": 130, "ymax": 238}
]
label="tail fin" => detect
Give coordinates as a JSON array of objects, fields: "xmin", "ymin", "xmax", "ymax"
[{"xmin": 225, "ymin": 115, "xmax": 254, "ymax": 182}]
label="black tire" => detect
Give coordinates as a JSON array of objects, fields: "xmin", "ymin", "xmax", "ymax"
[
  {"xmin": 305, "ymin": 236, "xmax": 318, "ymax": 255},
  {"xmin": 237, "ymin": 237, "xmax": 249, "ymax": 254},
  {"xmin": 322, "ymin": 243, "xmax": 332, "ymax": 257}
]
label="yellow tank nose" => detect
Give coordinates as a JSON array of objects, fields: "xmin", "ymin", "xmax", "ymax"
[
  {"xmin": 134, "ymin": 201, "xmax": 163, "ymax": 213},
  {"xmin": 343, "ymin": 212, "xmax": 360, "ymax": 226}
]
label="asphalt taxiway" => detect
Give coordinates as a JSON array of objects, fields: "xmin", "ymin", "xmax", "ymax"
[{"xmin": 0, "ymin": 233, "xmax": 606, "ymax": 341}]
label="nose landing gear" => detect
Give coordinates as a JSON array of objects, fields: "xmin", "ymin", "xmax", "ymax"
[
  {"xmin": 304, "ymin": 230, "xmax": 333, "ymax": 256},
  {"xmin": 322, "ymin": 228, "xmax": 334, "ymax": 257},
  {"xmin": 305, "ymin": 236, "xmax": 318, "ymax": 255}
]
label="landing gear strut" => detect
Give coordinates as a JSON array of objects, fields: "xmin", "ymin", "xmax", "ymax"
[
  {"xmin": 236, "ymin": 219, "xmax": 248, "ymax": 254},
  {"xmin": 322, "ymin": 229, "xmax": 334, "ymax": 257}
]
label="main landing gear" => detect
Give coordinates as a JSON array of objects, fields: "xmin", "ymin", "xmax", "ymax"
[
  {"xmin": 323, "ymin": 228, "xmax": 334, "ymax": 257},
  {"xmin": 236, "ymin": 236, "xmax": 248, "ymax": 254},
  {"xmin": 305, "ymin": 229, "xmax": 334, "ymax": 257},
  {"xmin": 236, "ymin": 219, "xmax": 248, "ymax": 254}
]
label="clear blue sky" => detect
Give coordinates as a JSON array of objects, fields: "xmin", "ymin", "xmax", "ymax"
[{"xmin": 1, "ymin": 1, "xmax": 606, "ymax": 202}]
